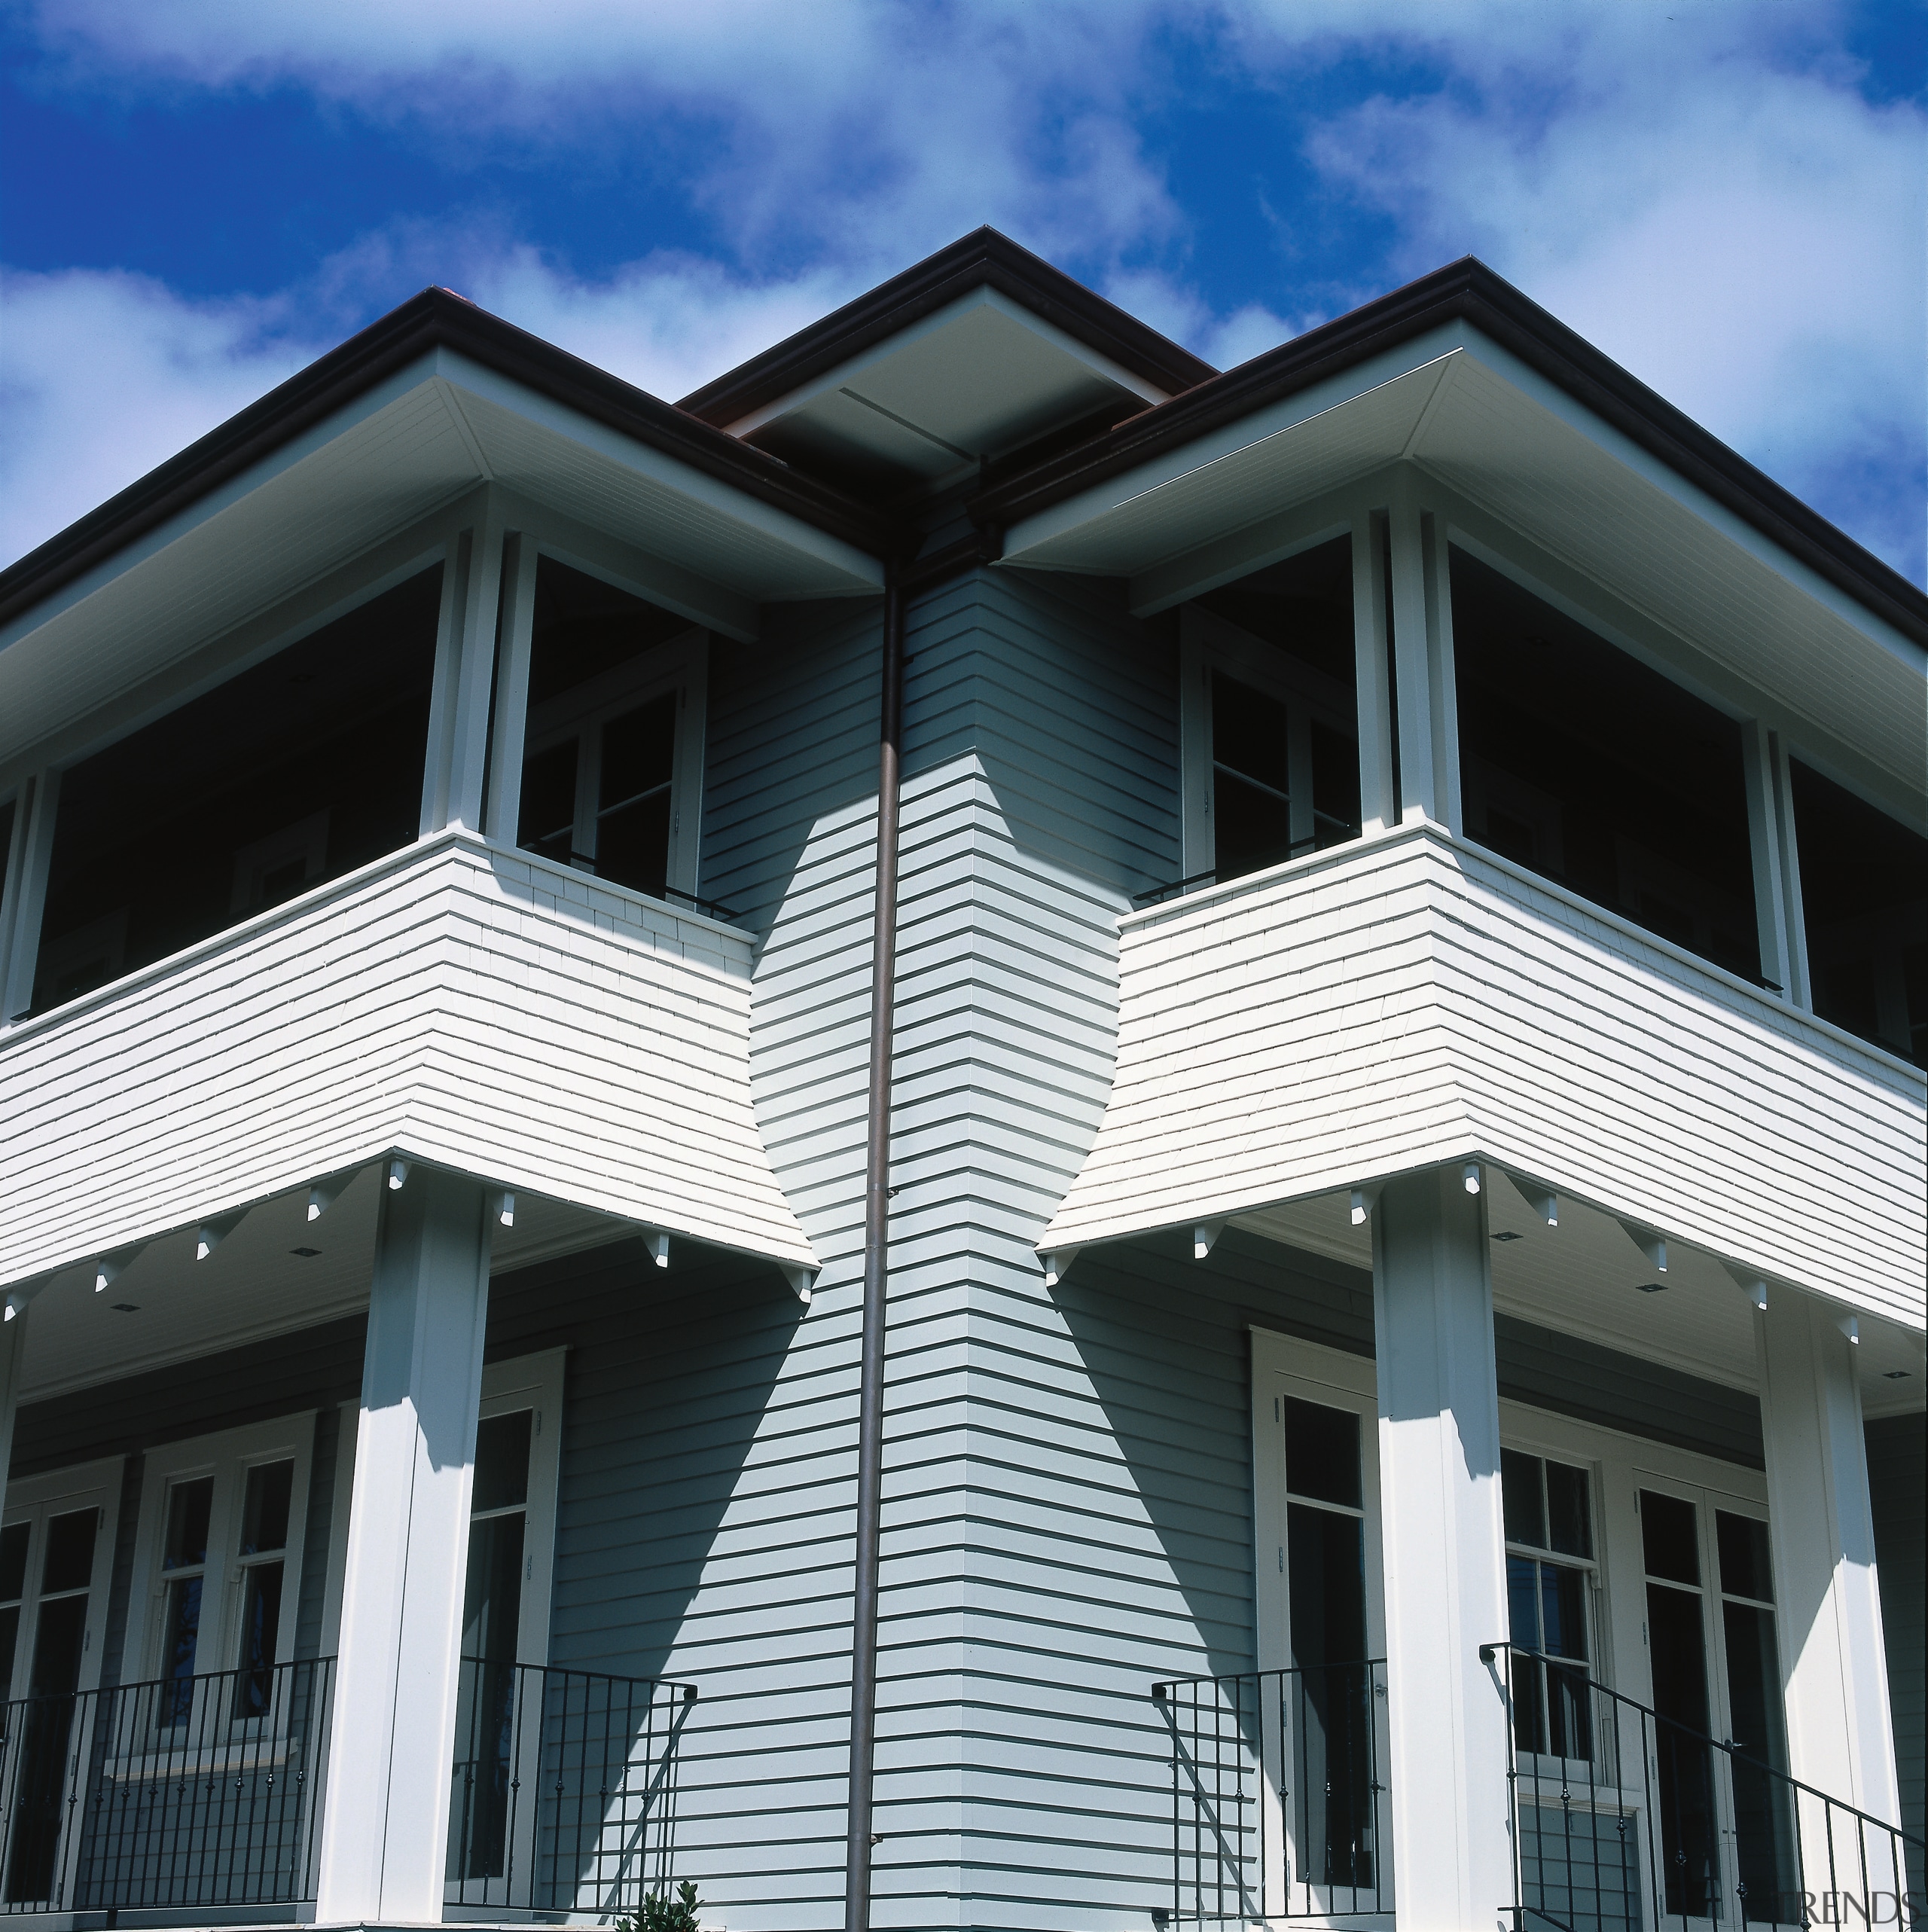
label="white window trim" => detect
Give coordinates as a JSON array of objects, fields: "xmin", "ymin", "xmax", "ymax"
[
  {"xmin": 1, "ymin": 1456, "xmax": 124, "ymax": 1705},
  {"xmin": 124, "ymin": 1415, "xmax": 316, "ymax": 1701},
  {"xmin": 319, "ymin": 1347, "xmax": 565, "ymax": 1668},
  {"xmin": 520, "ymin": 609, "xmax": 708, "ymax": 907},
  {"xmin": 1182, "ymin": 602, "xmax": 1359, "ymax": 880}
]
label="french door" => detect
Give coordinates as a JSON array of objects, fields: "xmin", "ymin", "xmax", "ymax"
[{"xmin": 1636, "ymin": 1476, "xmax": 1797, "ymax": 1927}]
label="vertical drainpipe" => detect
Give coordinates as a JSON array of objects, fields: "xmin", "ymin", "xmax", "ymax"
[{"xmin": 846, "ymin": 563, "xmax": 905, "ymax": 1932}]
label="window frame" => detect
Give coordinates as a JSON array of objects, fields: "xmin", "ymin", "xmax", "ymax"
[
  {"xmin": 1181, "ymin": 600, "xmax": 1359, "ymax": 882},
  {"xmin": 318, "ymin": 1348, "xmax": 565, "ymax": 1671},
  {"xmin": 124, "ymin": 1415, "xmax": 316, "ymax": 1723},
  {"xmin": 0, "ymin": 1457, "xmax": 124, "ymax": 1707}
]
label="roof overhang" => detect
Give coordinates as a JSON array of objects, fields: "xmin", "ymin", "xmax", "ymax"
[
  {"xmin": 0, "ymin": 293, "xmax": 889, "ymax": 777},
  {"xmin": 985, "ymin": 305, "xmax": 1926, "ymax": 815}
]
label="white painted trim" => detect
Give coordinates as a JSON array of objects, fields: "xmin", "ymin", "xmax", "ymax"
[
  {"xmin": 484, "ymin": 531, "xmax": 541, "ymax": 844},
  {"xmin": 0, "ymin": 770, "xmax": 57, "ymax": 1025},
  {"xmin": 477, "ymin": 1346, "xmax": 567, "ymax": 1670},
  {"xmin": 1352, "ymin": 510, "xmax": 1396, "ymax": 836},
  {"xmin": 121, "ymin": 1415, "xmax": 316, "ymax": 1695},
  {"xmin": 1, "ymin": 1454, "xmax": 124, "ymax": 1703}
]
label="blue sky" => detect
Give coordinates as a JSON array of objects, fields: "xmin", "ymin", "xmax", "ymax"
[{"xmin": 3, "ymin": 1, "xmax": 1923, "ymax": 582}]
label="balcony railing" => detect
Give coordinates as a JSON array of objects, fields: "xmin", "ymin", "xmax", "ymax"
[
  {"xmin": 0, "ymin": 1653, "xmax": 694, "ymax": 1918},
  {"xmin": 0, "ymin": 1656, "xmax": 332, "ymax": 1914},
  {"xmin": 445, "ymin": 1656, "xmax": 696, "ymax": 1915},
  {"xmin": 1155, "ymin": 1659, "xmax": 1390, "ymax": 1922},
  {"xmin": 1489, "ymin": 1642, "xmax": 1926, "ymax": 1930}
]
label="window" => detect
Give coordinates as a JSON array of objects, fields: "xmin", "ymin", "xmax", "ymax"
[
  {"xmin": 1182, "ymin": 536, "xmax": 1361, "ymax": 887},
  {"xmin": 1250, "ymin": 1333, "xmax": 1385, "ymax": 1901},
  {"xmin": 32, "ymin": 568, "xmax": 441, "ymax": 1013},
  {"xmin": 127, "ymin": 1420, "xmax": 313, "ymax": 1734},
  {"xmin": 1637, "ymin": 1482, "xmax": 1795, "ymax": 1919},
  {"xmin": 1451, "ymin": 547, "xmax": 1762, "ymax": 981},
  {"xmin": 0, "ymin": 1461, "xmax": 120, "ymax": 1906},
  {"xmin": 515, "ymin": 558, "xmax": 706, "ymax": 907},
  {"xmin": 1789, "ymin": 759, "xmax": 1928, "ymax": 1065},
  {"xmin": 1501, "ymin": 1448, "xmax": 1597, "ymax": 1762}
]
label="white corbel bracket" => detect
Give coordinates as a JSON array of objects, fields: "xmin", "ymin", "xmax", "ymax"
[
  {"xmin": 1462, "ymin": 1161, "xmax": 1483, "ymax": 1195},
  {"xmin": 645, "ymin": 1230, "xmax": 670, "ymax": 1268},
  {"xmin": 490, "ymin": 1189, "xmax": 516, "ymax": 1229},
  {"xmin": 1193, "ymin": 1221, "xmax": 1225, "ymax": 1261},
  {"xmin": 307, "ymin": 1170, "xmax": 355, "ymax": 1222},
  {"xmin": 1721, "ymin": 1262, "xmax": 1768, "ymax": 1311},
  {"xmin": 386, "ymin": 1158, "xmax": 412, "ymax": 1192},
  {"xmin": 1837, "ymin": 1312, "xmax": 1859, "ymax": 1345},
  {"xmin": 1616, "ymin": 1220, "xmax": 1667, "ymax": 1274},
  {"xmin": 1349, "ymin": 1186, "xmax": 1380, "ymax": 1227},
  {"xmin": 1042, "ymin": 1247, "xmax": 1080, "ymax": 1288},
  {"xmin": 195, "ymin": 1212, "xmax": 246, "ymax": 1261},
  {"xmin": 1512, "ymin": 1180, "xmax": 1557, "ymax": 1227},
  {"xmin": 782, "ymin": 1265, "xmax": 816, "ymax": 1306},
  {"xmin": 4, "ymin": 1283, "xmax": 44, "ymax": 1323},
  {"xmin": 93, "ymin": 1245, "xmax": 145, "ymax": 1293}
]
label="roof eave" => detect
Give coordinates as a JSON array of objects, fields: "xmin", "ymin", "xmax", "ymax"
[
  {"xmin": 970, "ymin": 258, "xmax": 1928, "ymax": 650},
  {"xmin": 0, "ymin": 288, "xmax": 895, "ymax": 635}
]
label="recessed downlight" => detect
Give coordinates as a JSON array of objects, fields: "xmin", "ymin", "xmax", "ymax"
[
  {"xmin": 1635, "ymin": 1282, "xmax": 1667, "ymax": 1294},
  {"xmin": 1491, "ymin": 1231, "xmax": 1524, "ymax": 1244},
  {"xmin": 111, "ymin": 1302, "xmax": 140, "ymax": 1313},
  {"xmin": 290, "ymin": 1247, "xmax": 322, "ymax": 1258}
]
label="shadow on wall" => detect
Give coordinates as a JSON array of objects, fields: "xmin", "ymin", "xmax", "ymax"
[
  {"xmin": 1051, "ymin": 1227, "xmax": 1377, "ymax": 1685},
  {"xmin": 487, "ymin": 1238, "xmax": 806, "ymax": 1689}
]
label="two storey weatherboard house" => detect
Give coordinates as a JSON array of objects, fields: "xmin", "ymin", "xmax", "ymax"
[{"xmin": 0, "ymin": 231, "xmax": 1920, "ymax": 1932}]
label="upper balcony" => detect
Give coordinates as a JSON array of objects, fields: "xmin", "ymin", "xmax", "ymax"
[
  {"xmin": 0, "ymin": 829, "xmax": 815, "ymax": 1304},
  {"xmin": 1044, "ymin": 820, "xmax": 1926, "ymax": 1337}
]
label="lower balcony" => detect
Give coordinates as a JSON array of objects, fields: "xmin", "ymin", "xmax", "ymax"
[{"xmin": 0, "ymin": 1656, "xmax": 693, "ymax": 1921}]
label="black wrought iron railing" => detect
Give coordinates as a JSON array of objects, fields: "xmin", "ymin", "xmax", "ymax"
[
  {"xmin": 445, "ymin": 1656, "xmax": 696, "ymax": 1915},
  {"xmin": 0, "ymin": 1656, "xmax": 333, "ymax": 1914},
  {"xmin": 1155, "ymin": 1659, "xmax": 1389, "ymax": 1922},
  {"xmin": 1488, "ymin": 1643, "xmax": 1926, "ymax": 1930}
]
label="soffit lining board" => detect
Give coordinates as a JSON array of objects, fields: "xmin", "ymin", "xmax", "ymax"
[
  {"xmin": 1238, "ymin": 1174, "xmax": 1923, "ymax": 1410},
  {"xmin": 742, "ymin": 291, "xmax": 1162, "ymax": 488}
]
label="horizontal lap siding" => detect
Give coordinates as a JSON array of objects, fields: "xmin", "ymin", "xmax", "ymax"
[
  {"xmin": 1045, "ymin": 829, "xmax": 1926, "ymax": 1326},
  {"xmin": 0, "ymin": 838, "xmax": 813, "ymax": 1286}
]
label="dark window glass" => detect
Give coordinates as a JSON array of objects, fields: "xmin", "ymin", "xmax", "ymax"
[
  {"xmin": 1540, "ymin": 1562, "xmax": 1588, "ymax": 1663},
  {"xmin": 472, "ymin": 1411, "xmax": 532, "ymax": 1515},
  {"xmin": 1545, "ymin": 1460, "xmax": 1592, "ymax": 1560},
  {"xmin": 1646, "ymin": 1580, "xmax": 1720, "ymax": 1913},
  {"xmin": 1284, "ymin": 1398, "xmax": 1362, "ymax": 1509},
  {"xmin": 524, "ymin": 557, "xmax": 692, "ymax": 712},
  {"xmin": 160, "ymin": 1576, "xmax": 203, "ymax": 1714},
  {"xmin": 1722, "ymin": 1599, "xmax": 1798, "ymax": 1912},
  {"xmin": 27, "ymin": 1595, "xmax": 86, "ymax": 1700},
  {"xmin": 1790, "ymin": 759, "xmax": 1928, "ymax": 1066},
  {"xmin": 594, "ymin": 694, "xmax": 677, "ymax": 896},
  {"xmin": 1451, "ymin": 548, "xmax": 1760, "ymax": 982},
  {"xmin": 1716, "ymin": 1509, "xmax": 1774, "ymax": 1604},
  {"xmin": 0, "ymin": 1606, "xmax": 17, "ymax": 1696},
  {"xmin": 1502, "ymin": 1448, "xmax": 1545, "ymax": 1548},
  {"xmin": 462, "ymin": 1512, "xmax": 526, "ymax": 1665},
  {"xmin": 239, "ymin": 1460, "xmax": 293, "ymax": 1555},
  {"xmin": 163, "ymin": 1478, "xmax": 212, "ymax": 1571},
  {"xmin": 39, "ymin": 1510, "xmax": 96, "ymax": 1595},
  {"xmin": 1212, "ymin": 670, "xmax": 1294, "ymax": 878},
  {"xmin": 34, "ymin": 568, "xmax": 442, "ymax": 1012},
  {"xmin": 517, "ymin": 742, "xmax": 578, "ymax": 865},
  {"xmin": 235, "ymin": 1561, "xmax": 285, "ymax": 1717},
  {"xmin": 0, "ymin": 799, "xmax": 14, "ymax": 906},
  {"xmin": 1199, "ymin": 537, "xmax": 1357, "ymax": 691},
  {"xmin": 1310, "ymin": 718, "xmax": 1361, "ymax": 851},
  {"xmin": 0, "ymin": 1523, "xmax": 29, "ymax": 1604},
  {"xmin": 1287, "ymin": 1503, "xmax": 1366, "ymax": 1668},
  {"xmin": 1640, "ymin": 1490, "xmax": 1700, "ymax": 1586}
]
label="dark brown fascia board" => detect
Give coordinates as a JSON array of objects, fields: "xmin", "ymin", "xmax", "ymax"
[
  {"xmin": 0, "ymin": 288, "xmax": 896, "ymax": 636},
  {"xmin": 972, "ymin": 258, "xmax": 1928, "ymax": 650},
  {"xmin": 677, "ymin": 227, "xmax": 1218, "ymax": 429}
]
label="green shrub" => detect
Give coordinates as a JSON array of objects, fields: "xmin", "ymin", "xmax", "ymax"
[{"xmin": 617, "ymin": 1880, "xmax": 701, "ymax": 1932}]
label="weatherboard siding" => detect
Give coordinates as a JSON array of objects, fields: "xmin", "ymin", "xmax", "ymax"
[
  {"xmin": 0, "ymin": 833, "xmax": 813, "ymax": 1293},
  {"xmin": 1045, "ymin": 822, "xmax": 1926, "ymax": 1329}
]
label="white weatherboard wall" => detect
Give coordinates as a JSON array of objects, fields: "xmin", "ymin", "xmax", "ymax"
[
  {"xmin": 1045, "ymin": 823, "xmax": 1927, "ymax": 1329},
  {"xmin": 0, "ymin": 832, "xmax": 813, "ymax": 1288}
]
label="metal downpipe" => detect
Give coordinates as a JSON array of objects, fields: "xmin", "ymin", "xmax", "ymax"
[{"xmin": 846, "ymin": 567, "xmax": 904, "ymax": 1932}]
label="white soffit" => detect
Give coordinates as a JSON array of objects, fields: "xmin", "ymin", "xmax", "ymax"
[
  {"xmin": 1237, "ymin": 1176, "xmax": 1924, "ymax": 1412},
  {"xmin": 0, "ymin": 349, "xmax": 882, "ymax": 772},
  {"xmin": 1000, "ymin": 326, "xmax": 1926, "ymax": 798},
  {"xmin": 738, "ymin": 287, "xmax": 1169, "ymax": 487}
]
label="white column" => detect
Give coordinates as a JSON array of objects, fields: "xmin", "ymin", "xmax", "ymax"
[
  {"xmin": 1351, "ymin": 509, "xmax": 1397, "ymax": 835},
  {"xmin": 484, "ymin": 530, "xmax": 541, "ymax": 844},
  {"xmin": 1741, "ymin": 721, "xmax": 1799, "ymax": 1001},
  {"xmin": 421, "ymin": 499, "xmax": 507, "ymax": 837},
  {"xmin": 314, "ymin": 1168, "xmax": 492, "ymax": 1925},
  {"xmin": 1387, "ymin": 484, "xmax": 1462, "ymax": 830},
  {"xmin": 0, "ymin": 1296, "xmax": 28, "ymax": 1505},
  {"xmin": 1755, "ymin": 1291, "xmax": 1899, "ymax": 1822},
  {"xmin": 0, "ymin": 771, "xmax": 59, "ymax": 1024},
  {"xmin": 1372, "ymin": 1164, "xmax": 1513, "ymax": 1932}
]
